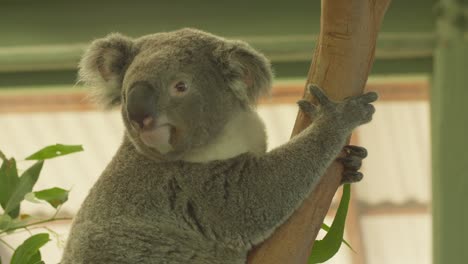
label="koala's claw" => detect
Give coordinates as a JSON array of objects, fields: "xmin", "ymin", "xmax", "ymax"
[
  {"xmin": 343, "ymin": 145, "xmax": 368, "ymax": 158},
  {"xmin": 342, "ymin": 171, "xmax": 364, "ymax": 184},
  {"xmin": 337, "ymin": 156, "xmax": 362, "ymax": 171},
  {"xmin": 357, "ymin": 91, "xmax": 379, "ymax": 104},
  {"xmin": 308, "ymin": 85, "xmax": 331, "ymax": 106},
  {"xmin": 338, "ymin": 145, "xmax": 368, "ymax": 184},
  {"xmin": 297, "ymin": 99, "xmax": 317, "ymax": 116},
  {"xmin": 297, "ymin": 85, "xmax": 333, "ymax": 118}
]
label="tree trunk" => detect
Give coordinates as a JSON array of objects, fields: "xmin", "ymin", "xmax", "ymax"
[{"xmin": 247, "ymin": 1, "xmax": 391, "ymax": 263}]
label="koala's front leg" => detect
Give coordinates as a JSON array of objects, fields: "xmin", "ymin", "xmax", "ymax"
[
  {"xmin": 199, "ymin": 86, "xmax": 377, "ymax": 247},
  {"xmin": 295, "ymin": 91, "xmax": 371, "ymax": 184}
]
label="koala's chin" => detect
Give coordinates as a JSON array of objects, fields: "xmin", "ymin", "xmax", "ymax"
[
  {"xmin": 128, "ymin": 131, "xmax": 185, "ymax": 162},
  {"xmin": 139, "ymin": 124, "xmax": 173, "ymax": 154},
  {"xmin": 123, "ymin": 117, "xmax": 185, "ymax": 162},
  {"xmin": 133, "ymin": 113, "xmax": 175, "ymax": 154}
]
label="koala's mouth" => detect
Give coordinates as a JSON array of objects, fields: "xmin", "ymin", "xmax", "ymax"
[{"xmin": 138, "ymin": 124, "xmax": 175, "ymax": 154}]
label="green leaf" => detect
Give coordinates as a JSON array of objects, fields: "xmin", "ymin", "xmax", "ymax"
[
  {"xmin": 25, "ymin": 192, "xmax": 43, "ymax": 204},
  {"xmin": 321, "ymin": 223, "xmax": 355, "ymax": 252},
  {"xmin": 10, "ymin": 233, "xmax": 49, "ymax": 264},
  {"xmin": 0, "ymin": 214, "xmax": 12, "ymax": 230},
  {"xmin": 25, "ymin": 144, "xmax": 83, "ymax": 160},
  {"xmin": 0, "ymin": 149, "xmax": 7, "ymax": 161},
  {"xmin": 28, "ymin": 251, "xmax": 44, "ymax": 264},
  {"xmin": 0, "ymin": 158, "xmax": 20, "ymax": 217},
  {"xmin": 34, "ymin": 187, "xmax": 69, "ymax": 208},
  {"xmin": 309, "ymin": 184, "xmax": 352, "ymax": 263},
  {"xmin": 4, "ymin": 161, "xmax": 44, "ymax": 215}
]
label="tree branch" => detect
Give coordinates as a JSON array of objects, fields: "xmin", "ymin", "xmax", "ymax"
[{"xmin": 247, "ymin": 0, "xmax": 391, "ymax": 263}]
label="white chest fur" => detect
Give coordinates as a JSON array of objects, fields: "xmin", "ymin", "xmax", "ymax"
[{"xmin": 183, "ymin": 110, "xmax": 267, "ymax": 162}]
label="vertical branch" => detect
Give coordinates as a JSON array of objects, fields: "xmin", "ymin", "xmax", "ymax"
[{"xmin": 248, "ymin": 0, "xmax": 391, "ymax": 263}]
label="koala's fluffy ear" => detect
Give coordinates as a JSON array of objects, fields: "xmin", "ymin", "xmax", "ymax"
[
  {"xmin": 78, "ymin": 33, "xmax": 137, "ymax": 108},
  {"xmin": 215, "ymin": 41, "xmax": 273, "ymax": 105}
]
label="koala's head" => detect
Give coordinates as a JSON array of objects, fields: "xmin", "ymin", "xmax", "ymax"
[{"xmin": 79, "ymin": 28, "xmax": 272, "ymax": 161}]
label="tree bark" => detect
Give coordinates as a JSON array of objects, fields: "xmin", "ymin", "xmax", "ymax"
[{"xmin": 247, "ymin": 1, "xmax": 391, "ymax": 263}]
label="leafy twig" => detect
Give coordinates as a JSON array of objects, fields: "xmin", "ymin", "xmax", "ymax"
[
  {"xmin": 0, "ymin": 224, "xmax": 60, "ymax": 238},
  {"xmin": 0, "ymin": 144, "xmax": 82, "ymax": 263},
  {"xmin": 0, "ymin": 217, "xmax": 72, "ymax": 236}
]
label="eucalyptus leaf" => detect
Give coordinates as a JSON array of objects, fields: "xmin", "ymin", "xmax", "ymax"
[
  {"xmin": 0, "ymin": 214, "xmax": 12, "ymax": 230},
  {"xmin": 309, "ymin": 184, "xmax": 351, "ymax": 263},
  {"xmin": 25, "ymin": 192, "xmax": 43, "ymax": 204},
  {"xmin": 34, "ymin": 187, "xmax": 69, "ymax": 208},
  {"xmin": 0, "ymin": 158, "xmax": 20, "ymax": 217},
  {"xmin": 10, "ymin": 233, "xmax": 49, "ymax": 264},
  {"xmin": 4, "ymin": 161, "xmax": 44, "ymax": 215},
  {"xmin": 26, "ymin": 144, "xmax": 83, "ymax": 160},
  {"xmin": 28, "ymin": 251, "xmax": 43, "ymax": 264},
  {"xmin": 321, "ymin": 223, "xmax": 354, "ymax": 252},
  {"xmin": 0, "ymin": 149, "xmax": 6, "ymax": 161}
]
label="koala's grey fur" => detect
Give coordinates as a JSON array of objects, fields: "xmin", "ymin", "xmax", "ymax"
[{"xmin": 62, "ymin": 28, "xmax": 377, "ymax": 264}]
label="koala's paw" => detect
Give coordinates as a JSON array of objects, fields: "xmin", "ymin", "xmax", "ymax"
[
  {"xmin": 308, "ymin": 85, "xmax": 378, "ymax": 130},
  {"xmin": 338, "ymin": 145, "xmax": 367, "ymax": 184}
]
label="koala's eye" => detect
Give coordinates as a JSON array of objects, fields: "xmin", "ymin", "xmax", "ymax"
[{"xmin": 173, "ymin": 81, "xmax": 188, "ymax": 94}]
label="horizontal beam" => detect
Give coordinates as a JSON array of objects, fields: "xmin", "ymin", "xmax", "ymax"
[
  {"xmin": 0, "ymin": 58, "xmax": 433, "ymax": 88},
  {"xmin": 0, "ymin": 33, "xmax": 435, "ymax": 73},
  {"xmin": 0, "ymin": 78, "xmax": 429, "ymax": 113},
  {"xmin": 262, "ymin": 78, "xmax": 429, "ymax": 104},
  {"xmin": 359, "ymin": 202, "xmax": 429, "ymax": 216}
]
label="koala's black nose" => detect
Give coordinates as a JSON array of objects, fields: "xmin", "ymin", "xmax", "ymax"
[{"xmin": 126, "ymin": 83, "xmax": 157, "ymax": 129}]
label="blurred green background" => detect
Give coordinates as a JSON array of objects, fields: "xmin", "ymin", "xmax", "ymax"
[{"xmin": 0, "ymin": 0, "xmax": 434, "ymax": 88}]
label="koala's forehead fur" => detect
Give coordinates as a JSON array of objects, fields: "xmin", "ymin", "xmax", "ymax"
[
  {"xmin": 126, "ymin": 30, "xmax": 225, "ymax": 87},
  {"xmin": 79, "ymin": 28, "xmax": 273, "ymax": 162}
]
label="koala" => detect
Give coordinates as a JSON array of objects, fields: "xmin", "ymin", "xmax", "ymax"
[{"xmin": 61, "ymin": 28, "xmax": 377, "ymax": 264}]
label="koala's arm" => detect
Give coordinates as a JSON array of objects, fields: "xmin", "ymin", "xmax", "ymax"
[
  {"xmin": 189, "ymin": 86, "xmax": 377, "ymax": 247},
  {"xmin": 225, "ymin": 116, "xmax": 347, "ymax": 245}
]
